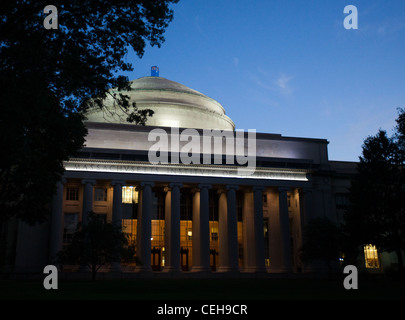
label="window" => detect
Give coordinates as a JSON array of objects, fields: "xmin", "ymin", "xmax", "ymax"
[
  {"xmin": 364, "ymin": 244, "xmax": 380, "ymax": 269},
  {"xmin": 180, "ymin": 192, "xmax": 192, "ymax": 221},
  {"xmin": 335, "ymin": 194, "xmax": 349, "ymax": 210},
  {"xmin": 211, "ymin": 226, "xmax": 218, "ymax": 241},
  {"xmin": 94, "ymin": 188, "xmax": 107, "ymax": 201},
  {"xmin": 122, "ymin": 186, "xmax": 138, "ymax": 204},
  {"xmin": 66, "ymin": 187, "xmax": 79, "ymax": 201}
]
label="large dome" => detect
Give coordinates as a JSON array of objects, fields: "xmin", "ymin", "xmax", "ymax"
[{"xmin": 85, "ymin": 76, "xmax": 235, "ymax": 131}]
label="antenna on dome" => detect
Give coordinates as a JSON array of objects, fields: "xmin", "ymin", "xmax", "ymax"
[{"xmin": 151, "ymin": 66, "xmax": 159, "ymax": 77}]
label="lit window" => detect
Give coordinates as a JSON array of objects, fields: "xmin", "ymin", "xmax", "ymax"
[
  {"xmin": 364, "ymin": 244, "xmax": 380, "ymax": 269},
  {"xmin": 122, "ymin": 186, "xmax": 138, "ymax": 204},
  {"xmin": 211, "ymin": 226, "xmax": 218, "ymax": 241}
]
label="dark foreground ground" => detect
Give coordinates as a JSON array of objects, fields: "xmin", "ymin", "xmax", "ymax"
[
  {"xmin": 1, "ymin": 275, "xmax": 404, "ymax": 318},
  {"xmin": 1, "ymin": 274, "xmax": 404, "ymax": 300}
]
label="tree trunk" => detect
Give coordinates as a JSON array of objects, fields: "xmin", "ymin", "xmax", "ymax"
[{"xmin": 91, "ymin": 264, "xmax": 97, "ymax": 281}]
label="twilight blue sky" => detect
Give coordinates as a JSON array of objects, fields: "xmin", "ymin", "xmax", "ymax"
[{"xmin": 122, "ymin": 0, "xmax": 405, "ymax": 161}]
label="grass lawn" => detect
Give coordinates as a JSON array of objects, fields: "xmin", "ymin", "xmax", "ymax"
[{"xmin": 1, "ymin": 276, "xmax": 404, "ymax": 300}]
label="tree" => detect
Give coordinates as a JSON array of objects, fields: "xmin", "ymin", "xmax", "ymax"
[
  {"xmin": 345, "ymin": 108, "xmax": 405, "ymax": 272},
  {"xmin": 300, "ymin": 217, "xmax": 343, "ymax": 275},
  {"xmin": 58, "ymin": 212, "xmax": 129, "ymax": 280},
  {"xmin": 0, "ymin": 0, "xmax": 178, "ymax": 232}
]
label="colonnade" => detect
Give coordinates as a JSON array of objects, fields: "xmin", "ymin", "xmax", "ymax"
[{"xmin": 50, "ymin": 179, "xmax": 313, "ymax": 273}]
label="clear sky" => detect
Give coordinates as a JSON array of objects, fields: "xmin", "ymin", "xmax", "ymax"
[{"xmin": 122, "ymin": 0, "xmax": 405, "ymax": 162}]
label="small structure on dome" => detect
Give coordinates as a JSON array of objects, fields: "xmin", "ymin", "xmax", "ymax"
[{"xmin": 151, "ymin": 66, "xmax": 159, "ymax": 77}]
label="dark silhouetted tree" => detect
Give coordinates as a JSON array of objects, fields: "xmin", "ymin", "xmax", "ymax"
[
  {"xmin": 300, "ymin": 217, "xmax": 343, "ymax": 275},
  {"xmin": 345, "ymin": 108, "xmax": 405, "ymax": 272},
  {"xmin": 0, "ymin": 0, "xmax": 178, "ymax": 234},
  {"xmin": 58, "ymin": 212, "xmax": 129, "ymax": 280}
]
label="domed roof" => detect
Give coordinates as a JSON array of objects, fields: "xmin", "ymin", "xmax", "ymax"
[
  {"xmin": 85, "ymin": 76, "xmax": 235, "ymax": 131},
  {"xmin": 129, "ymin": 76, "xmax": 207, "ymax": 97}
]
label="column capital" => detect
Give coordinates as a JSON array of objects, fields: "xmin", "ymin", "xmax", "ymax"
[
  {"xmin": 226, "ymin": 184, "xmax": 239, "ymax": 191},
  {"xmin": 169, "ymin": 182, "xmax": 183, "ymax": 189},
  {"xmin": 140, "ymin": 181, "xmax": 155, "ymax": 188},
  {"xmin": 301, "ymin": 187, "xmax": 313, "ymax": 194},
  {"xmin": 190, "ymin": 187, "xmax": 200, "ymax": 194},
  {"xmin": 198, "ymin": 183, "xmax": 212, "ymax": 190},
  {"xmin": 81, "ymin": 179, "xmax": 96, "ymax": 185},
  {"xmin": 111, "ymin": 180, "xmax": 126, "ymax": 187},
  {"xmin": 278, "ymin": 187, "xmax": 290, "ymax": 193},
  {"xmin": 217, "ymin": 188, "xmax": 226, "ymax": 195},
  {"xmin": 252, "ymin": 185, "xmax": 265, "ymax": 192}
]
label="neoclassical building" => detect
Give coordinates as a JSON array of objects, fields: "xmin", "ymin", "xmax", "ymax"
[{"xmin": 9, "ymin": 69, "xmax": 393, "ymax": 275}]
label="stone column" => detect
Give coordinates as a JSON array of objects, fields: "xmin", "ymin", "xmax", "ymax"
[
  {"xmin": 49, "ymin": 178, "xmax": 65, "ymax": 265},
  {"xmin": 218, "ymin": 189, "xmax": 228, "ymax": 271},
  {"xmin": 164, "ymin": 183, "xmax": 182, "ymax": 272},
  {"xmin": 110, "ymin": 180, "xmax": 125, "ymax": 272},
  {"xmin": 111, "ymin": 181, "xmax": 125, "ymax": 226},
  {"xmin": 279, "ymin": 187, "xmax": 292, "ymax": 273},
  {"xmin": 242, "ymin": 190, "xmax": 255, "ymax": 271},
  {"xmin": 81, "ymin": 179, "xmax": 96, "ymax": 226},
  {"xmin": 191, "ymin": 184, "xmax": 211, "ymax": 272},
  {"xmin": 253, "ymin": 186, "xmax": 266, "ymax": 272},
  {"xmin": 137, "ymin": 181, "xmax": 154, "ymax": 272},
  {"xmin": 164, "ymin": 187, "xmax": 171, "ymax": 268},
  {"xmin": 300, "ymin": 187, "xmax": 318, "ymax": 272},
  {"xmin": 78, "ymin": 179, "xmax": 96, "ymax": 272},
  {"xmin": 218, "ymin": 185, "xmax": 239, "ymax": 272}
]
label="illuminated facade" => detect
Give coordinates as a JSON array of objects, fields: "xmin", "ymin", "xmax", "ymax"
[{"xmin": 9, "ymin": 73, "xmax": 395, "ymax": 275}]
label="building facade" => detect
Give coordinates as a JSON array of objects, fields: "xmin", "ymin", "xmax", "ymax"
[{"xmin": 7, "ymin": 72, "xmax": 396, "ymax": 275}]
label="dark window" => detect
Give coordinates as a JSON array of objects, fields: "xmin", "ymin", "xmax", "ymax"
[
  {"xmin": 94, "ymin": 188, "xmax": 107, "ymax": 201},
  {"xmin": 66, "ymin": 187, "xmax": 79, "ymax": 201},
  {"xmin": 180, "ymin": 191, "xmax": 193, "ymax": 221},
  {"xmin": 335, "ymin": 194, "xmax": 349, "ymax": 210}
]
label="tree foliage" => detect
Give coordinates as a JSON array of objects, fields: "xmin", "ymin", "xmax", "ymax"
[
  {"xmin": 0, "ymin": 0, "xmax": 178, "ymax": 227},
  {"xmin": 300, "ymin": 217, "xmax": 343, "ymax": 274},
  {"xmin": 58, "ymin": 212, "xmax": 129, "ymax": 280},
  {"xmin": 345, "ymin": 108, "xmax": 405, "ymax": 271}
]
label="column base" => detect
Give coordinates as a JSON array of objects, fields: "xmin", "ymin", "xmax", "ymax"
[
  {"xmin": 190, "ymin": 266, "xmax": 211, "ymax": 273},
  {"xmin": 281, "ymin": 266, "xmax": 293, "ymax": 273},
  {"xmin": 243, "ymin": 266, "xmax": 267, "ymax": 273},
  {"xmin": 135, "ymin": 266, "xmax": 153, "ymax": 273},
  {"xmin": 163, "ymin": 266, "xmax": 182, "ymax": 273},
  {"xmin": 217, "ymin": 266, "xmax": 239, "ymax": 273}
]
